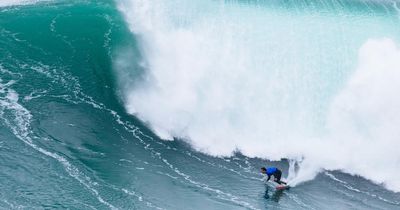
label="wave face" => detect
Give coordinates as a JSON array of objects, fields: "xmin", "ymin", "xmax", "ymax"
[{"xmin": 117, "ymin": 0, "xmax": 400, "ymax": 191}]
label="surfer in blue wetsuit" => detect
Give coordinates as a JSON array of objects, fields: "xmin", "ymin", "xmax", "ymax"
[{"xmin": 261, "ymin": 167, "xmax": 287, "ymax": 185}]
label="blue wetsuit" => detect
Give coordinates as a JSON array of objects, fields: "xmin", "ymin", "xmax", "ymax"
[{"xmin": 266, "ymin": 167, "xmax": 286, "ymax": 185}]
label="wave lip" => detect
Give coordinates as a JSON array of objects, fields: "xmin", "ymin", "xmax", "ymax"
[{"xmin": 0, "ymin": 0, "xmax": 42, "ymax": 7}]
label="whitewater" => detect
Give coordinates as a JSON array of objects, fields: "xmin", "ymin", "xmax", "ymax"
[
  {"xmin": 117, "ymin": 0, "xmax": 400, "ymax": 191},
  {"xmin": 1, "ymin": 0, "xmax": 400, "ymax": 209}
]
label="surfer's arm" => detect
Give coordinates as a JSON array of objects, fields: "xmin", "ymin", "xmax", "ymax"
[{"xmin": 266, "ymin": 175, "xmax": 271, "ymax": 182}]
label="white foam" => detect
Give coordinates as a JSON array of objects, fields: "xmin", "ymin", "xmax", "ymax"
[
  {"xmin": 325, "ymin": 38, "xmax": 400, "ymax": 192},
  {"xmin": 117, "ymin": 0, "xmax": 400, "ymax": 192}
]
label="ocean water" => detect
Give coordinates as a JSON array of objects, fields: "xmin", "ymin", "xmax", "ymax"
[{"xmin": 1, "ymin": 0, "xmax": 400, "ymax": 209}]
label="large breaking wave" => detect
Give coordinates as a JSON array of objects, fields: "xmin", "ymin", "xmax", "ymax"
[{"xmin": 116, "ymin": 0, "xmax": 400, "ymax": 192}]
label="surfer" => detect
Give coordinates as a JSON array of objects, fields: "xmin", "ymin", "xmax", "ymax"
[{"xmin": 261, "ymin": 167, "xmax": 287, "ymax": 185}]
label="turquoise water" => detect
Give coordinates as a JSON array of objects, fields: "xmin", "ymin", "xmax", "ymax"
[{"xmin": 1, "ymin": 0, "xmax": 400, "ymax": 209}]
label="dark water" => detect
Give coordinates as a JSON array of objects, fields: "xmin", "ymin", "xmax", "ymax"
[{"xmin": 1, "ymin": 1, "xmax": 400, "ymax": 209}]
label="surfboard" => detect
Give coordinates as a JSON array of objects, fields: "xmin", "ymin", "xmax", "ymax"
[{"xmin": 275, "ymin": 184, "xmax": 290, "ymax": 190}]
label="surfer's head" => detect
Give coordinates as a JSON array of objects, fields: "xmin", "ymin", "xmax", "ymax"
[{"xmin": 260, "ymin": 167, "xmax": 267, "ymax": 174}]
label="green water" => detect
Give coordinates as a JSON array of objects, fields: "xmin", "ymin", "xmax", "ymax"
[{"xmin": 0, "ymin": 0, "xmax": 400, "ymax": 209}]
